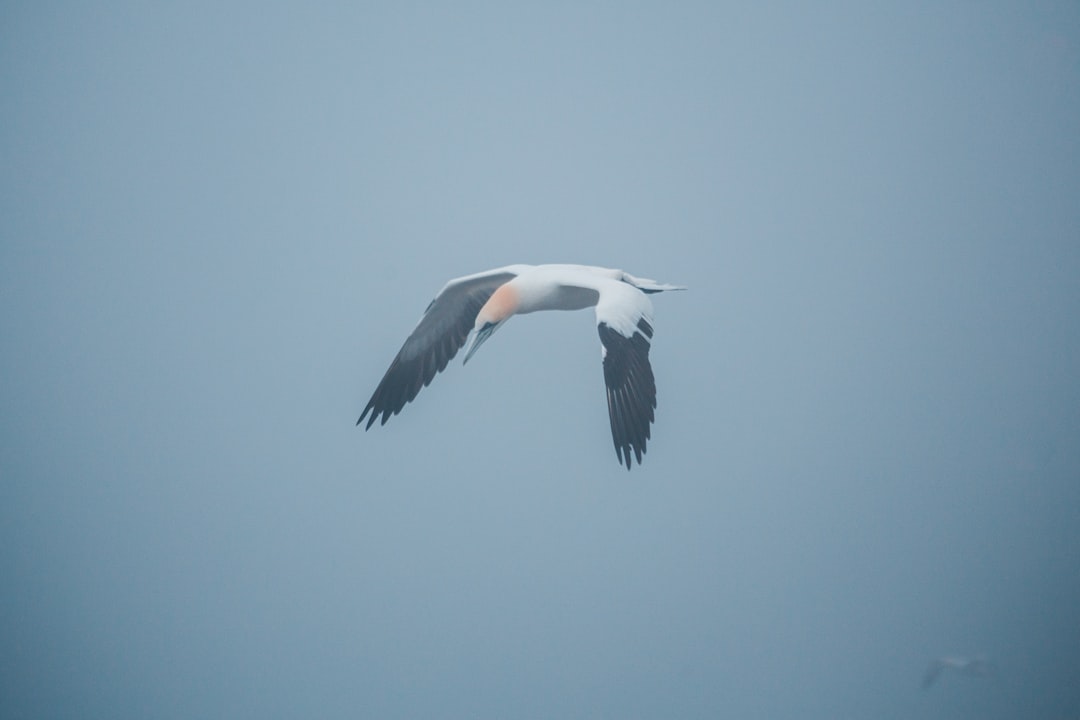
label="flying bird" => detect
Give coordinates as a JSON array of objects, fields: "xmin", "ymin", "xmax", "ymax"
[
  {"xmin": 357, "ymin": 264, "xmax": 685, "ymax": 468},
  {"xmin": 921, "ymin": 655, "xmax": 998, "ymax": 689}
]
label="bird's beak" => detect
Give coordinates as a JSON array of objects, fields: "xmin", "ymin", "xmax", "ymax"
[{"xmin": 463, "ymin": 323, "xmax": 497, "ymax": 365}]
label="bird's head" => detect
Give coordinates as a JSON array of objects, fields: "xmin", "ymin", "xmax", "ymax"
[
  {"xmin": 463, "ymin": 283, "xmax": 518, "ymax": 364},
  {"xmin": 463, "ymin": 318, "xmax": 503, "ymax": 364}
]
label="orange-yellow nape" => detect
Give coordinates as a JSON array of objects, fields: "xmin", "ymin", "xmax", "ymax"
[{"xmin": 478, "ymin": 282, "xmax": 519, "ymax": 324}]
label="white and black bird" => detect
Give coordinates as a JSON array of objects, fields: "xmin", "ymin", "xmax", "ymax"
[
  {"xmin": 357, "ymin": 264, "xmax": 685, "ymax": 468},
  {"xmin": 922, "ymin": 655, "xmax": 998, "ymax": 689}
]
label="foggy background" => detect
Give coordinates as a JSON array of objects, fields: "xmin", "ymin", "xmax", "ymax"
[{"xmin": 3, "ymin": 3, "xmax": 1079, "ymax": 718}]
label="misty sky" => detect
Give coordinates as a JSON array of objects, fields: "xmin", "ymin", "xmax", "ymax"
[{"xmin": 2, "ymin": 3, "xmax": 1079, "ymax": 718}]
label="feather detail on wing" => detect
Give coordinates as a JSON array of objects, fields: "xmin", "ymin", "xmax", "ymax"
[
  {"xmin": 358, "ymin": 269, "xmax": 522, "ymax": 429},
  {"xmin": 598, "ymin": 318, "xmax": 656, "ymax": 469}
]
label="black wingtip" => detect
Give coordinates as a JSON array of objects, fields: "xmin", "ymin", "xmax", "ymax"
[
  {"xmin": 599, "ymin": 321, "xmax": 655, "ymax": 471},
  {"xmin": 357, "ymin": 403, "xmax": 380, "ymax": 430},
  {"xmin": 615, "ymin": 443, "xmax": 641, "ymax": 470}
]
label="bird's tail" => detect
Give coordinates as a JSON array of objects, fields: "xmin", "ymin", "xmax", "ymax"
[{"xmin": 621, "ymin": 272, "xmax": 687, "ymax": 294}]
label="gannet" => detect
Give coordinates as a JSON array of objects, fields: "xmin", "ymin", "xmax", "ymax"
[
  {"xmin": 922, "ymin": 655, "xmax": 998, "ymax": 688},
  {"xmin": 357, "ymin": 264, "xmax": 685, "ymax": 468}
]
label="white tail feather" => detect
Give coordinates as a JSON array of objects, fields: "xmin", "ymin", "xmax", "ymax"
[{"xmin": 621, "ymin": 272, "xmax": 687, "ymax": 293}]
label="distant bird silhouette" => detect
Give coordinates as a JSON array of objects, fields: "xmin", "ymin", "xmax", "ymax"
[{"xmin": 922, "ymin": 655, "xmax": 997, "ymax": 689}]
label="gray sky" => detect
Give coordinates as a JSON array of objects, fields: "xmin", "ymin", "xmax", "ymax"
[{"xmin": 2, "ymin": 3, "xmax": 1079, "ymax": 718}]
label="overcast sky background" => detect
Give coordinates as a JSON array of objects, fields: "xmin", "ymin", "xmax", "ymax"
[{"xmin": 3, "ymin": 3, "xmax": 1079, "ymax": 718}]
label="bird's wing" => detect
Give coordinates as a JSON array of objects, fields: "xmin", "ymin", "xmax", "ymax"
[
  {"xmin": 967, "ymin": 657, "xmax": 997, "ymax": 678},
  {"xmin": 595, "ymin": 283, "xmax": 656, "ymax": 469},
  {"xmin": 358, "ymin": 266, "xmax": 527, "ymax": 429},
  {"xmin": 922, "ymin": 660, "xmax": 945, "ymax": 689}
]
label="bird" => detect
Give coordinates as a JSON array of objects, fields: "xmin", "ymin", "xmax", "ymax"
[
  {"xmin": 921, "ymin": 655, "xmax": 998, "ymax": 689},
  {"xmin": 356, "ymin": 264, "xmax": 685, "ymax": 469}
]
